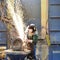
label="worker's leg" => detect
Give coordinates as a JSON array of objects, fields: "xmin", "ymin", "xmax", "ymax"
[
  {"xmin": 33, "ymin": 45, "xmax": 36, "ymax": 60},
  {"xmin": 27, "ymin": 45, "xmax": 36, "ymax": 60}
]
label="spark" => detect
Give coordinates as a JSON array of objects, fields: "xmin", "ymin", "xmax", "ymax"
[{"xmin": 7, "ymin": 0, "xmax": 24, "ymax": 40}]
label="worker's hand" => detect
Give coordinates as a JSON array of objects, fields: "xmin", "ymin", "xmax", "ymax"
[{"xmin": 27, "ymin": 39, "xmax": 33, "ymax": 43}]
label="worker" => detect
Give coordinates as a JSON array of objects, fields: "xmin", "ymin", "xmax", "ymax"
[{"xmin": 25, "ymin": 24, "xmax": 38, "ymax": 60}]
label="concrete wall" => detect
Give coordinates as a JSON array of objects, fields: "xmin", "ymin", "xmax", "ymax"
[
  {"xmin": 21, "ymin": 0, "xmax": 41, "ymax": 19},
  {"xmin": 21, "ymin": 0, "xmax": 41, "ymax": 36}
]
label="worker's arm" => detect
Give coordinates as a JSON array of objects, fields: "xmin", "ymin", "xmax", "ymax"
[{"xmin": 33, "ymin": 35, "xmax": 38, "ymax": 44}]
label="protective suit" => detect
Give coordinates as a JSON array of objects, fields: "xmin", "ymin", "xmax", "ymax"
[{"xmin": 25, "ymin": 24, "xmax": 38, "ymax": 60}]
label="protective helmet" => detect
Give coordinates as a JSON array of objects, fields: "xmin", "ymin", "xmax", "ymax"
[{"xmin": 28, "ymin": 24, "xmax": 36, "ymax": 32}]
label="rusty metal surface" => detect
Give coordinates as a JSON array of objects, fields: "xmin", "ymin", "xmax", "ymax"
[
  {"xmin": 12, "ymin": 38, "xmax": 23, "ymax": 51},
  {"xmin": 4, "ymin": 49, "xmax": 30, "ymax": 55}
]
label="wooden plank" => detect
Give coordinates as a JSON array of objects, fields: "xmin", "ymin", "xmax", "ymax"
[{"xmin": 41, "ymin": 0, "xmax": 48, "ymax": 39}]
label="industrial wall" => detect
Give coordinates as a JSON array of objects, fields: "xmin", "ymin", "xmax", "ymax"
[
  {"xmin": 21, "ymin": 0, "xmax": 41, "ymax": 19},
  {"xmin": 48, "ymin": 0, "xmax": 60, "ymax": 44},
  {"xmin": 21, "ymin": 0, "xmax": 41, "ymax": 36}
]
